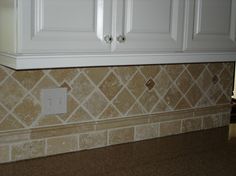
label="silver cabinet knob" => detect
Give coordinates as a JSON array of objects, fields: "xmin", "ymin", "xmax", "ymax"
[
  {"xmin": 104, "ymin": 35, "xmax": 113, "ymax": 44},
  {"xmin": 117, "ymin": 35, "xmax": 126, "ymax": 43}
]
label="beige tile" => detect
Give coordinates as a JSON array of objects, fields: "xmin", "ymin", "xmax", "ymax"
[
  {"xmin": 113, "ymin": 89, "xmax": 135, "ymax": 115},
  {"xmin": 175, "ymin": 98, "xmax": 191, "ymax": 110},
  {"xmin": 139, "ymin": 91, "xmax": 159, "ymax": 112},
  {"xmin": 0, "ymin": 130, "xmax": 30, "ymax": 145},
  {"xmin": 0, "ymin": 115, "xmax": 24, "ymax": 132},
  {"xmin": 182, "ymin": 118, "xmax": 202, "ymax": 133},
  {"xmin": 114, "ymin": 66, "xmax": 137, "ymax": 83},
  {"xmin": 127, "ymin": 72, "xmax": 146, "ymax": 98},
  {"xmin": 68, "ymin": 107, "xmax": 93, "ymax": 123},
  {"xmin": 99, "ymin": 73, "xmax": 122, "ymax": 100},
  {"xmin": 79, "ymin": 131, "xmax": 107, "ymax": 150},
  {"xmin": 12, "ymin": 70, "xmax": 44, "ymax": 90},
  {"xmin": 176, "ymin": 70, "xmax": 193, "ymax": 94},
  {"xmin": 186, "ymin": 84, "xmax": 202, "ymax": 107},
  {"xmin": 109, "ymin": 127, "xmax": 134, "ymax": 145},
  {"xmin": 160, "ymin": 121, "xmax": 181, "ymax": 137},
  {"xmin": 152, "ymin": 100, "xmax": 171, "ymax": 113},
  {"xmin": 84, "ymin": 67, "xmax": 109, "ymax": 85},
  {"xmin": 0, "ymin": 67, "xmax": 8, "ymax": 82},
  {"xmin": 0, "ymin": 104, "xmax": 7, "ymax": 121},
  {"xmin": 71, "ymin": 73, "xmax": 95, "ymax": 103},
  {"xmin": 164, "ymin": 86, "xmax": 182, "ymax": 109},
  {"xmin": 155, "ymin": 69, "xmax": 172, "ymax": 95},
  {"xmin": 0, "ymin": 145, "xmax": 10, "ymax": 163},
  {"xmin": 99, "ymin": 105, "xmax": 120, "ymax": 119},
  {"xmin": 127, "ymin": 103, "xmax": 146, "ymax": 116},
  {"xmin": 13, "ymin": 95, "xmax": 41, "ymax": 126},
  {"xmin": 165, "ymin": 64, "xmax": 184, "ymax": 81},
  {"xmin": 222, "ymin": 113, "xmax": 230, "ymax": 126},
  {"xmin": 0, "ymin": 77, "xmax": 26, "ymax": 110},
  {"xmin": 47, "ymin": 136, "xmax": 78, "ymax": 155},
  {"xmin": 197, "ymin": 69, "xmax": 212, "ymax": 92},
  {"xmin": 208, "ymin": 63, "xmax": 223, "ymax": 74},
  {"xmin": 49, "ymin": 68, "xmax": 78, "ymax": 84},
  {"xmin": 11, "ymin": 140, "xmax": 45, "ymax": 161},
  {"xmin": 217, "ymin": 94, "xmax": 230, "ymax": 105},
  {"xmin": 203, "ymin": 115, "xmax": 221, "ymax": 129},
  {"xmin": 219, "ymin": 69, "xmax": 233, "ymax": 90},
  {"xmin": 34, "ymin": 115, "xmax": 63, "ymax": 127},
  {"xmin": 135, "ymin": 123, "xmax": 158, "ymax": 141},
  {"xmin": 187, "ymin": 64, "xmax": 205, "ymax": 79},
  {"xmin": 207, "ymin": 84, "xmax": 222, "ymax": 105},
  {"xmin": 140, "ymin": 65, "xmax": 161, "ymax": 79}
]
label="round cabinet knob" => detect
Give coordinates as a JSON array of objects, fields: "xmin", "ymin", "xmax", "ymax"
[
  {"xmin": 104, "ymin": 35, "xmax": 113, "ymax": 44},
  {"xmin": 117, "ymin": 35, "xmax": 126, "ymax": 43}
]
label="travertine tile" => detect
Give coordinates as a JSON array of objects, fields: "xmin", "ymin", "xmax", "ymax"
[
  {"xmin": 152, "ymin": 100, "xmax": 171, "ymax": 113},
  {"xmin": 175, "ymin": 98, "xmax": 191, "ymax": 110},
  {"xmin": 12, "ymin": 70, "xmax": 44, "ymax": 90},
  {"xmin": 0, "ymin": 104, "xmax": 7, "ymax": 121},
  {"xmin": 222, "ymin": 113, "xmax": 230, "ymax": 126},
  {"xmin": 165, "ymin": 64, "xmax": 184, "ymax": 81},
  {"xmin": 203, "ymin": 115, "xmax": 221, "ymax": 129},
  {"xmin": 140, "ymin": 65, "xmax": 161, "ymax": 79},
  {"xmin": 0, "ymin": 131, "xmax": 30, "ymax": 144},
  {"xmin": 135, "ymin": 123, "xmax": 158, "ymax": 141},
  {"xmin": 99, "ymin": 105, "xmax": 120, "ymax": 119},
  {"xmin": 47, "ymin": 136, "xmax": 78, "ymax": 155},
  {"xmin": 207, "ymin": 84, "xmax": 222, "ymax": 105},
  {"xmin": 219, "ymin": 69, "xmax": 233, "ymax": 90},
  {"xmin": 84, "ymin": 67, "xmax": 109, "ymax": 85},
  {"xmin": 208, "ymin": 63, "xmax": 223, "ymax": 74},
  {"xmin": 127, "ymin": 72, "xmax": 146, "ymax": 98},
  {"xmin": 34, "ymin": 115, "xmax": 63, "ymax": 127},
  {"xmin": 176, "ymin": 70, "xmax": 193, "ymax": 94},
  {"xmin": 109, "ymin": 127, "xmax": 134, "ymax": 145},
  {"xmin": 197, "ymin": 69, "xmax": 212, "ymax": 92},
  {"xmin": 139, "ymin": 91, "xmax": 159, "ymax": 112},
  {"xmin": 49, "ymin": 68, "xmax": 78, "ymax": 84},
  {"xmin": 164, "ymin": 86, "xmax": 182, "ymax": 109},
  {"xmin": 182, "ymin": 118, "xmax": 202, "ymax": 133},
  {"xmin": 68, "ymin": 107, "xmax": 93, "ymax": 123},
  {"xmin": 186, "ymin": 84, "xmax": 202, "ymax": 107},
  {"xmin": 160, "ymin": 120, "xmax": 181, "ymax": 137},
  {"xmin": 11, "ymin": 140, "xmax": 45, "ymax": 161},
  {"xmin": 217, "ymin": 94, "xmax": 230, "ymax": 105},
  {"xmin": 99, "ymin": 73, "xmax": 122, "ymax": 100},
  {"xmin": 79, "ymin": 131, "xmax": 107, "ymax": 150},
  {"xmin": 114, "ymin": 66, "xmax": 137, "ymax": 83},
  {"xmin": 187, "ymin": 64, "xmax": 205, "ymax": 79},
  {"xmin": 0, "ymin": 67, "xmax": 8, "ymax": 83},
  {"xmin": 0, "ymin": 145, "xmax": 9, "ymax": 163},
  {"xmin": 13, "ymin": 95, "xmax": 41, "ymax": 126},
  {"xmin": 155, "ymin": 69, "xmax": 172, "ymax": 95},
  {"xmin": 0, "ymin": 115, "xmax": 24, "ymax": 132},
  {"xmin": 127, "ymin": 103, "xmax": 146, "ymax": 116}
]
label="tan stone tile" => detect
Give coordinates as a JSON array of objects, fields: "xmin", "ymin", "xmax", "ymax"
[
  {"xmin": 176, "ymin": 70, "xmax": 193, "ymax": 94},
  {"xmin": 135, "ymin": 123, "xmax": 158, "ymax": 141},
  {"xmin": 197, "ymin": 69, "xmax": 212, "ymax": 92},
  {"xmin": 58, "ymin": 95, "xmax": 79, "ymax": 121},
  {"xmin": 32, "ymin": 76, "xmax": 58, "ymax": 100},
  {"xmin": 68, "ymin": 107, "xmax": 93, "ymax": 123},
  {"xmin": 113, "ymin": 89, "xmax": 135, "ymax": 115},
  {"xmin": 203, "ymin": 115, "xmax": 221, "ymax": 129},
  {"xmin": 187, "ymin": 64, "xmax": 205, "ymax": 79},
  {"xmin": 0, "ymin": 145, "xmax": 10, "ymax": 163},
  {"xmin": 84, "ymin": 67, "xmax": 109, "ymax": 85},
  {"xmin": 0, "ymin": 67, "xmax": 8, "ymax": 83},
  {"xmin": 50, "ymin": 68, "xmax": 78, "ymax": 84},
  {"xmin": 0, "ymin": 130, "xmax": 30, "ymax": 145},
  {"xmin": 114, "ymin": 66, "xmax": 137, "ymax": 83},
  {"xmin": 222, "ymin": 113, "xmax": 230, "ymax": 126},
  {"xmin": 99, "ymin": 105, "xmax": 120, "ymax": 119},
  {"xmin": 79, "ymin": 131, "xmax": 107, "ymax": 150},
  {"xmin": 0, "ymin": 77, "xmax": 26, "ymax": 110},
  {"xmin": 127, "ymin": 72, "xmax": 146, "ymax": 98},
  {"xmin": 34, "ymin": 115, "xmax": 63, "ymax": 127},
  {"xmin": 139, "ymin": 91, "xmax": 159, "ymax": 112},
  {"xmin": 84, "ymin": 91, "xmax": 108, "ymax": 118},
  {"xmin": 127, "ymin": 103, "xmax": 146, "ymax": 116},
  {"xmin": 217, "ymin": 94, "xmax": 230, "ymax": 105},
  {"xmin": 207, "ymin": 84, "xmax": 222, "ymax": 105},
  {"xmin": 155, "ymin": 69, "xmax": 172, "ymax": 95},
  {"xmin": 12, "ymin": 70, "xmax": 44, "ymax": 90},
  {"xmin": 165, "ymin": 64, "xmax": 184, "ymax": 81},
  {"xmin": 152, "ymin": 100, "xmax": 171, "ymax": 113},
  {"xmin": 160, "ymin": 120, "xmax": 181, "ymax": 137},
  {"xmin": 196, "ymin": 96, "xmax": 212, "ymax": 107},
  {"xmin": 0, "ymin": 104, "xmax": 7, "ymax": 121},
  {"xmin": 219, "ymin": 69, "xmax": 233, "ymax": 90},
  {"xmin": 47, "ymin": 136, "xmax": 78, "ymax": 155},
  {"xmin": 175, "ymin": 98, "xmax": 191, "ymax": 110},
  {"xmin": 140, "ymin": 65, "xmax": 161, "ymax": 79},
  {"xmin": 11, "ymin": 140, "xmax": 45, "ymax": 161},
  {"xmin": 13, "ymin": 95, "xmax": 41, "ymax": 126},
  {"xmin": 0, "ymin": 115, "xmax": 24, "ymax": 132},
  {"xmin": 164, "ymin": 86, "xmax": 182, "ymax": 109},
  {"xmin": 186, "ymin": 84, "xmax": 202, "ymax": 107},
  {"xmin": 208, "ymin": 63, "xmax": 223, "ymax": 74},
  {"xmin": 182, "ymin": 118, "xmax": 202, "ymax": 133},
  {"xmin": 71, "ymin": 73, "xmax": 95, "ymax": 103},
  {"xmin": 109, "ymin": 127, "xmax": 134, "ymax": 145}
]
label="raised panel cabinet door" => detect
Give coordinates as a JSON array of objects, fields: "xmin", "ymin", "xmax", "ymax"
[
  {"xmin": 184, "ymin": 0, "xmax": 236, "ymax": 51},
  {"xmin": 112, "ymin": 0, "xmax": 185, "ymax": 52},
  {"xmin": 18, "ymin": 0, "xmax": 112, "ymax": 53}
]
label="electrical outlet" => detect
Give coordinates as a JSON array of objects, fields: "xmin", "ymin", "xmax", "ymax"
[{"xmin": 41, "ymin": 88, "xmax": 67, "ymax": 115}]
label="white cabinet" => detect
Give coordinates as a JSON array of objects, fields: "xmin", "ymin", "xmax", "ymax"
[{"xmin": 184, "ymin": 0, "xmax": 236, "ymax": 51}]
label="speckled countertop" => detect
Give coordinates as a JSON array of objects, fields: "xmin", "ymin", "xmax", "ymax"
[{"xmin": 1, "ymin": 125, "xmax": 236, "ymax": 176}]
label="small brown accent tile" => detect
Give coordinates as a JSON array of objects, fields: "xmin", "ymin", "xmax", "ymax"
[
  {"xmin": 127, "ymin": 72, "xmax": 146, "ymax": 98},
  {"xmin": 182, "ymin": 118, "xmax": 202, "ymax": 133},
  {"xmin": 84, "ymin": 67, "xmax": 109, "ymax": 85},
  {"xmin": 135, "ymin": 123, "xmax": 158, "ymax": 141},
  {"xmin": 99, "ymin": 105, "xmax": 120, "ymax": 119},
  {"xmin": 47, "ymin": 136, "xmax": 78, "ymax": 155},
  {"xmin": 114, "ymin": 66, "xmax": 137, "ymax": 83},
  {"xmin": 0, "ymin": 145, "xmax": 10, "ymax": 163},
  {"xmin": 145, "ymin": 79, "xmax": 155, "ymax": 91},
  {"xmin": 212, "ymin": 75, "xmax": 219, "ymax": 85},
  {"xmin": 60, "ymin": 82, "xmax": 71, "ymax": 92},
  {"xmin": 139, "ymin": 91, "xmax": 159, "ymax": 112},
  {"xmin": 50, "ymin": 68, "xmax": 78, "ymax": 84},
  {"xmin": 0, "ymin": 115, "xmax": 24, "ymax": 132},
  {"xmin": 160, "ymin": 120, "xmax": 181, "ymax": 137},
  {"xmin": 109, "ymin": 127, "xmax": 134, "ymax": 145},
  {"xmin": 140, "ymin": 65, "xmax": 161, "ymax": 79},
  {"xmin": 79, "ymin": 131, "xmax": 107, "ymax": 150},
  {"xmin": 68, "ymin": 107, "xmax": 93, "ymax": 123}
]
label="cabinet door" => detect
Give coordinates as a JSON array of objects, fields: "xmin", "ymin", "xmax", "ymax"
[
  {"xmin": 112, "ymin": 0, "xmax": 185, "ymax": 52},
  {"xmin": 19, "ymin": 0, "xmax": 112, "ymax": 53},
  {"xmin": 184, "ymin": 0, "xmax": 236, "ymax": 51}
]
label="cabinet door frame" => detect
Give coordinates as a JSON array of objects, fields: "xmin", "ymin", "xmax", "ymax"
[{"xmin": 184, "ymin": 0, "xmax": 236, "ymax": 51}]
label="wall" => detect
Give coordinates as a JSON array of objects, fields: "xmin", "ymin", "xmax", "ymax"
[{"xmin": 0, "ymin": 62, "xmax": 234, "ymax": 163}]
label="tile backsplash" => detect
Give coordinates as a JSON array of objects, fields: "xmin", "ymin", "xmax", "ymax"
[{"xmin": 0, "ymin": 62, "xmax": 234, "ymax": 163}]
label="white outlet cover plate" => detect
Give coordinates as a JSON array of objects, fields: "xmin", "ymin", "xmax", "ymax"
[{"xmin": 41, "ymin": 88, "xmax": 67, "ymax": 115}]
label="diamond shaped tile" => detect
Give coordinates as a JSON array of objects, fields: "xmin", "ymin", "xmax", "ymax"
[
  {"xmin": 114, "ymin": 66, "xmax": 137, "ymax": 84},
  {"xmin": 176, "ymin": 70, "xmax": 193, "ymax": 94},
  {"xmin": 113, "ymin": 88, "xmax": 135, "ymax": 115},
  {"xmin": 127, "ymin": 103, "xmax": 146, "ymax": 116},
  {"xmin": 68, "ymin": 107, "xmax": 93, "ymax": 123},
  {"xmin": 0, "ymin": 104, "xmax": 7, "ymax": 122},
  {"xmin": 186, "ymin": 84, "xmax": 202, "ymax": 107},
  {"xmin": 187, "ymin": 64, "xmax": 205, "ymax": 79},
  {"xmin": 0, "ymin": 77, "xmax": 26, "ymax": 110},
  {"xmin": 155, "ymin": 69, "xmax": 172, "ymax": 96},
  {"xmin": 197, "ymin": 96, "xmax": 212, "ymax": 107},
  {"xmin": 83, "ymin": 91, "xmax": 108, "ymax": 118},
  {"xmin": 165, "ymin": 64, "xmax": 184, "ymax": 81},
  {"xmin": 13, "ymin": 95, "xmax": 41, "ymax": 127},
  {"xmin": 50, "ymin": 68, "xmax": 79, "ymax": 84},
  {"xmin": 139, "ymin": 91, "xmax": 159, "ymax": 112},
  {"xmin": 208, "ymin": 63, "xmax": 223, "ymax": 74},
  {"xmin": 0, "ymin": 115, "xmax": 24, "ymax": 131},
  {"xmin": 175, "ymin": 98, "xmax": 191, "ymax": 110},
  {"xmin": 140, "ymin": 65, "xmax": 161, "ymax": 79},
  {"xmin": 207, "ymin": 84, "xmax": 223, "ymax": 105},
  {"xmin": 220, "ymin": 69, "xmax": 233, "ymax": 90},
  {"xmin": 127, "ymin": 72, "xmax": 146, "ymax": 98},
  {"xmin": 152, "ymin": 100, "xmax": 171, "ymax": 113},
  {"xmin": 84, "ymin": 67, "xmax": 109, "ymax": 85},
  {"xmin": 164, "ymin": 85, "xmax": 182, "ymax": 109},
  {"xmin": 99, "ymin": 105, "xmax": 120, "ymax": 119},
  {"xmin": 217, "ymin": 94, "xmax": 230, "ymax": 105},
  {"xmin": 0, "ymin": 67, "xmax": 8, "ymax": 83},
  {"xmin": 34, "ymin": 115, "xmax": 63, "ymax": 127},
  {"xmin": 197, "ymin": 69, "xmax": 212, "ymax": 92},
  {"xmin": 99, "ymin": 73, "xmax": 122, "ymax": 100},
  {"xmin": 71, "ymin": 73, "xmax": 95, "ymax": 103},
  {"xmin": 12, "ymin": 70, "xmax": 44, "ymax": 90}
]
